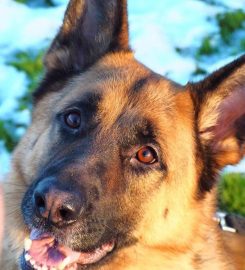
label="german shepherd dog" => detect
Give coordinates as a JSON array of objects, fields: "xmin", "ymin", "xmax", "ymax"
[{"xmin": 2, "ymin": 0, "xmax": 245, "ymax": 269}]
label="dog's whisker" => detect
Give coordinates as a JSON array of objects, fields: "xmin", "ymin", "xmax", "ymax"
[
  {"xmin": 4, "ymin": 182, "xmax": 27, "ymax": 187},
  {"xmin": 5, "ymin": 191, "xmax": 25, "ymax": 195},
  {"xmin": 6, "ymin": 209, "xmax": 21, "ymax": 217},
  {"xmin": 103, "ymin": 224, "xmax": 114, "ymax": 233},
  {"xmin": 4, "ymin": 203, "xmax": 21, "ymax": 209}
]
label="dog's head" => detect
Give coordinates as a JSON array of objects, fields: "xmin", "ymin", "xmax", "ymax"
[{"xmin": 8, "ymin": 0, "xmax": 245, "ymax": 269}]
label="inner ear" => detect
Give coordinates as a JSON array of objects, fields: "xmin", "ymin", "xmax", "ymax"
[
  {"xmin": 211, "ymin": 88, "xmax": 245, "ymax": 144},
  {"xmin": 210, "ymin": 88, "xmax": 245, "ymax": 167},
  {"xmin": 192, "ymin": 54, "xmax": 245, "ymax": 168}
]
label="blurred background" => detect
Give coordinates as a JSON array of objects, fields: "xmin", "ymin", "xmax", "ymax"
[{"xmin": 0, "ymin": 0, "xmax": 244, "ymax": 215}]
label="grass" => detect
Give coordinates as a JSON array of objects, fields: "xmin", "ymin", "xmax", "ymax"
[
  {"xmin": 196, "ymin": 36, "xmax": 217, "ymax": 57},
  {"xmin": 218, "ymin": 173, "xmax": 245, "ymax": 216},
  {"xmin": 14, "ymin": 0, "xmax": 56, "ymax": 7},
  {"xmin": 0, "ymin": 120, "xmax": 19, "ymax": 152},
  {"xmin": 216, "ymin": 9, "xmax": 245, "ymax": 44},
  {"xmin": 240, "ymin": 39, "xmax": 245, "ymax": 51}
]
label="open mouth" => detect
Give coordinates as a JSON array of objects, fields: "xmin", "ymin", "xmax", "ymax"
[{"xmin": 23, "ymin": 229, "xmax": 115, "ymax": 270}]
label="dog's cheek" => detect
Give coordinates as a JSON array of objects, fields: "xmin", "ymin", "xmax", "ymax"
[
  {"xmin": 113, "ymin": 171, "xmax": 164, "ymax": 238},
  {"xmin": 13, "ymin": 125, "xmax": 53, "ymax": 185}
]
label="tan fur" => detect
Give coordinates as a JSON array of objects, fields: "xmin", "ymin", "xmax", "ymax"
[{"xmin": 222, "ymin": 233, "xmax": 245, "ymax": 270}]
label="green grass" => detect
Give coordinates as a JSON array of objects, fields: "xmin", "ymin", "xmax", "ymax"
[
  {"xmin": 240, "ymin": 39, "xmax": 245, "ymax": 51},
  {"xmin": 192, "ymin": 65, "xmax": 208, "ymax": 76},
  {"xmin": 196, "ymin": 36, "xmax": 217, "ymax": 57},
  {"xmin": 218, "ymin": 173, "xmax": 245, "ymax": 216},
  {"xmin": 14, "ymin": 0, "xmax": 55, "ymax": 7},
  {"xmin": 0, "ymin": 121, "xmax": 18, "ymax": 152},
  {"xmin": 216, "ymin": 9, "xmax": 245, "ymax": 44}
]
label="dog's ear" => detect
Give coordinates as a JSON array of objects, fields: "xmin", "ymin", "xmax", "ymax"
[
  {"xmin": 191, "ymin": 54, "xmax": 245, "ymax": 168},
  {"xmin": 44, "ymin": 0, "xmax": 129, "ymax": 73}
]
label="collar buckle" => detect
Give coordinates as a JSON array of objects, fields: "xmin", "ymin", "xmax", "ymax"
[{"xmin": 215, "ymin": 212, "xmax": 237, "ymax": 233}]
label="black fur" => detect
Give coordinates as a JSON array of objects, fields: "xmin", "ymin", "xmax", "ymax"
[
  {"xmin": 34, "ymin": 0, "xmax": 130, "ymax": 102},
  {"xmin": 130, "ymin": 75, "xmax": 155, "ymax": 93}
]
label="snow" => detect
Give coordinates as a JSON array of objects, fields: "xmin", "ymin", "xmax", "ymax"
[
  {"xmin": 225, "ymin": 160, "xmax": 245, "ymax": 173},
  {"xmin": 0, "ymin": 0, "xmax": 244, "ymax": 176},
  {"xmin": 221, "ymin": 0, "xmax": 245, "ymax": 9},
  {"xmin": 0, "ymin": 143, "xmax": 10, "ymax": 176},
  {"xmin": 129, "ymin": 0, "xmax": 221, "ymax": 83},
  {"xmin": 0, "ymin": 64, "xmax": 28, "ymax": 119},
  {"xmin": 0, "ymin": 0, "xmax": 64, "ymax": 54}
]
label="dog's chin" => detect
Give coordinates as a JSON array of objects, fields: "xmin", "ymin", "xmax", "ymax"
[{"xmin": 21, "ymin": 229, "xmax": 115, "ymax": 270}]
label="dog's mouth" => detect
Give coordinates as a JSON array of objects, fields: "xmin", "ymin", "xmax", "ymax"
[{"xmin": 23, "ymin": 229, "xmax": 115, "ymax": 270}]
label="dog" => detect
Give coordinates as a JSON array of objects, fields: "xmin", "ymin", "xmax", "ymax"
[{"xmin": 1, "ymin": 0, "xmax": 245, "ymax": 269}]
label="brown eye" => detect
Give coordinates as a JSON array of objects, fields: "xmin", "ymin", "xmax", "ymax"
[
  {"xmin": 136, "ymin": 146, "xmax": 157, "ymax": 164},
  {"xmin": 64, "ymin": 111, "xmax": 81, "ymax": 129}
]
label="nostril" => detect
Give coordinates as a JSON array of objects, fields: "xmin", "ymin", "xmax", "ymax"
[
  {"xmin": 34, "ymin": 192, "xmax": 46, "ymax": 213},
  {"xmin": 60, "ymin": 208, "xmax": 71, "ymax": 221},
  {"xmin": 59, "ymin": 204, "xmax": 79, "ymax": 223}
]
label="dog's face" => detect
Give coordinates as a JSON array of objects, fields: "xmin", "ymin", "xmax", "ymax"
[
  {"xmin": 7, "ymin": 1, "xmax": 245, "ymax": 270},
  {"xmin": 21, "ymin": 53, "xmax": 198, "ymax": 269}
]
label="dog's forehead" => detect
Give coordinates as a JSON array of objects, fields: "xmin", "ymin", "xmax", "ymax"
[{"xmin": 53, "ymin": 54, "xmax": 176, "ymax": 127}]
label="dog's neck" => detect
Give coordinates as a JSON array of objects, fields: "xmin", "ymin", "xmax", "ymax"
[
  {"xmin": 102, "ymin": 192, "xmax": 235, "ymax": 270},
  {"xmin": 103, "ymin": 229, "xmax": 235, "ymax": 270}
]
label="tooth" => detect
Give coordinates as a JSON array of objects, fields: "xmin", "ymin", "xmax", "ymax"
[
  {"xmin": 51, "ymin": 267, "xmax": 56, "ymax": 270},
  {"xmin": 24, "ymin": 253, "xmax": 31, "ymax": 261},
  {"xmin": 58, "ymin": 257, "xmax": 70, "ymax": 269},
  {"xmin": 41, "ymin": 266, "xmax": 48, "ymax": 270},
  {"xmin": 58, "ymin": 264, "xmax": 65, "ymax": 270},
  {"xmin": 24, "ymin": 238, "xmax": 32, "ymax": 251},
  {"xmin": 30, "ymin": 259, "xmax": 35, "ymax": 266}
]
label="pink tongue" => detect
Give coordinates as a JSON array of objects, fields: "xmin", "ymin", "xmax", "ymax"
[{"xmin": 28, "ymin": 230, "xmax": 114, "ymax": 269}]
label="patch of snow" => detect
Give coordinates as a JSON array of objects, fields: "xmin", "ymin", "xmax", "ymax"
[
  {"xmin": 219, "ymin": 0, "xmax": 245, "ymax": 9},
  {"xmin": 204, "ymin": 54, "xmax": 244, "ymax": 74},
  {"xmin": 129, "ymin": 0, "xmax": 222, "ymax": 84},
  {"xmin": 52, "ymin": 0, "xmax": 68, "ymax": 6},
  {"xmin": 130, "ymin": 20, "xmax": 197, "ymax": 83},
  {"xmin": 0, "ymin": 65, "xmax": 28, "ymax": 119},
  {"xmin": 0, "ymin": 142, "xmax": 10, "ymax": 177},
  {"xmin": 0, "ymin": 1, "xmax": 66, "ymax": 55},
  {"xmin": 16, "ymin": 109, "xmax": 31, "ymax": 126},
  {"xmin": 225, "ymin": 160, "xmax": 245, "ymax": 173}
]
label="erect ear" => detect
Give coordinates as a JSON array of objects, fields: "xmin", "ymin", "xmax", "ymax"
[
  {"xmin": 44, "ymin": 0, "xmax": 129, "ymax": 74},
  {"xmin": 191, "ymin": 54, "xmax": 245, "ymax": 168}
]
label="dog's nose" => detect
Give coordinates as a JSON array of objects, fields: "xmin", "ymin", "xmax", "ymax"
[{"xmin": 33, "ymin": 178, "xmax": 84, "ymax": 226}]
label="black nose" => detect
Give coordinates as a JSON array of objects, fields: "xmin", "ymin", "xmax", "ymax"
[{"xmin": 33, "ymin": 178, "xmax": 84, "ymax": 226}]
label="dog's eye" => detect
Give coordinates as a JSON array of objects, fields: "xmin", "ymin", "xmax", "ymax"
[
  {"xmin": 136, "ymin": 146, "xmax": 157, "ymax": 164},
  {"xmin": 64, "ymin": 111, "xmax": 81, "ymax": 129}
]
